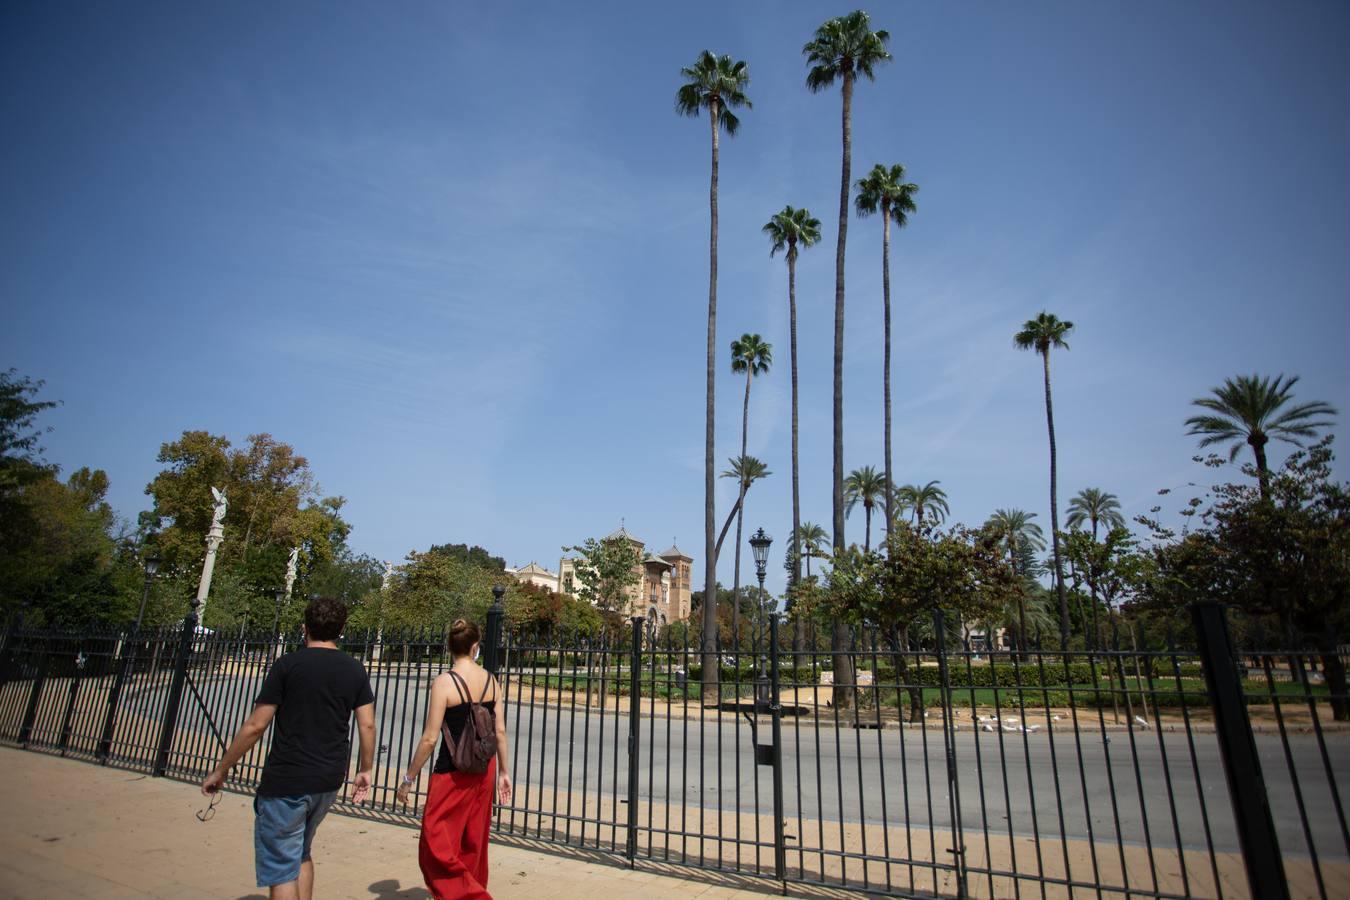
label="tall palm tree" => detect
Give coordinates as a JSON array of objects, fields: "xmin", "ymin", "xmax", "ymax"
[
  {"xmin": 1066, "ymin": 488, "xmax": 1125, "ymax": 542},
  {"xmin": 1014, "ymin": 311, "xmax": 1074, "ymax": 648},
  {"xmin": 677, "ymin": 50, "xmax": 751, "ymax": 701},
  {"xmin": 763, "ymin": 206, "xmax": 821, "ymax": 589},
  {"xmin": 728, "ymin": 334, "xmax": 772, "ymax": 649},
  {"xmin": 985, "ymin": 508, "xmax": 1046, "ymax": 653},
  {"xmin": 844, "ymin": 465, "xmax": 887, "ymax": 552},
  {"xmin": 855, "ymin": 163, "xmax": 918, "ymax": 529},
  {"xmin": 1185, "ymin": 374, "xmax": 1337, "ymax": 500},
  {"xmin": 795, "ymin": 521, "xmax": 828, "ymax": 580},
  {"xmin": 805, "ymin": 10, "xmax": 890, "ymax": 709},
  {"xmin": 894, "ymin": 480, "xmax": 948, "ymax": 526}
]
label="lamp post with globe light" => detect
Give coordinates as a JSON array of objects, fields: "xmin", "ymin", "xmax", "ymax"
[
  {"xmin": 98, "ymin": 550, "xmax": 161, "ymax": 762},
  {"xmin": 748, "ymin": 528, "xmax": 772, "ymax": 707}
]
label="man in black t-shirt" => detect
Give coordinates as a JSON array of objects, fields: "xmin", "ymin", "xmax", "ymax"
[{"xmin": 202, "ymin": 597, "xmax": 376, "ymax": 900}]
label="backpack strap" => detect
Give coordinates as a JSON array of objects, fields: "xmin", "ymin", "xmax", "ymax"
[
  {"xmin": 448, "ymin": 670, "xmax": 472, "ymax": 705},
  {"xmin": 478, "ymin": 673, "xmax": 494, "ymax": 703}
]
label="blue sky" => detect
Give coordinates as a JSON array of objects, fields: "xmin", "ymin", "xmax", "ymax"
[{"xmin": 4, "ymin": 1, "xmax": 1348, "ymax": 596}]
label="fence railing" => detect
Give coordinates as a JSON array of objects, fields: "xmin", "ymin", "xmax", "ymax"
[{"xmin": 0, "ymin": 599, "xmax": 1346, "ymax": 899}]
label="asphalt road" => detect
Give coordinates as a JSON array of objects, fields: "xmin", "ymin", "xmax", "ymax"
[{"xmin": 153, "ymin": 672, "xmax": 1350, "ymax": 860}]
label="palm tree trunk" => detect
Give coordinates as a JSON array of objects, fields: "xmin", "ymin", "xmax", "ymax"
[
  {"xmin": 732, "ymin": 368, "xmax": 752, "ymax": 653},
  {"xmin": 789, "ymin": 248, "xmax": 804, "ymax": 655},
  {"xmin": 1087, "ymin": 517, "xmax": 1099, "ymax": 649},
  {"xmin": 1251, "ymin": 436, "xmax": 1271, "ymax": 501},
  {"xmin": 864, "ymin": 504, "xmax": 872, "ymax": 553},
  {"xmin": 702, "ymin": 99, "xmax": 720, "ymax": 705},
  {"xmin": 1042, "ymin": 350, "xmax": 1070, "ymax": 649},
  {"xmin": 715, "ymin": 495, "xmax": 742, "ymax": 562},
  {"xmin": 882, "ymin": 206, "xmax": 893, "ymax": 536},
  {"xmin": 831, "ymin": 69, "xmax": 855, "ymax": 711}
]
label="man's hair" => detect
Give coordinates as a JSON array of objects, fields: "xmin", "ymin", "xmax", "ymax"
[
  {"xmin": 448, "ymin": 618, "xmax": 481, "ymax": 657},
  {"xmin": 304, "ymin": 596, "xmax": 348, "ymax": 641}
]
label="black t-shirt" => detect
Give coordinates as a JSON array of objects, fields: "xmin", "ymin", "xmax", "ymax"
[{"xmin": 255, "ymin": 647, "xmax": 375, "ymax": 797}]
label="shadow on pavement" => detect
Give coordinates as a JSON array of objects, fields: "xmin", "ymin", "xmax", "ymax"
[{"xmin": 367, "ymin": 878, "xmax": 431, "ymax": 898}]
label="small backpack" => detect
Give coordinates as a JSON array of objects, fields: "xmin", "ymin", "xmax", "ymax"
[{"xmin": 442, "ymin": 670, "xmax": 497, "ymax": 774}]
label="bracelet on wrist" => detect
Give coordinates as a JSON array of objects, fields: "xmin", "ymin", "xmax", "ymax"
[{"xmin": 401, "ymin": 773, "xmax": 416, "ymax": 786}]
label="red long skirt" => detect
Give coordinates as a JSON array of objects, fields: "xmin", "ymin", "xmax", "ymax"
[{"xmin": 418, "ymin": 760, "xmax": 495, "ymax": 899}]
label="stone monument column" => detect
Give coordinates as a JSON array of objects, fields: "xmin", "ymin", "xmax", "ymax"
[{"xmin": 195, "ymin": 488, "xmax": 227, "ymax": 623}]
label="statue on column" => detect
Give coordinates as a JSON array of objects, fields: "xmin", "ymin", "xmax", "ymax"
[
  {"xmin": 209, "ymin": 487, "xmax": 228, "ymax": 531},
  {"xmin": 284, "ymin": 547, "xmax": 299, "ymax": 599}
]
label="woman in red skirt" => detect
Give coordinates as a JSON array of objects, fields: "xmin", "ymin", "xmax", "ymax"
[{"xmin": 396, "ymin": 620, "xmax": 512, "ymax": 899}]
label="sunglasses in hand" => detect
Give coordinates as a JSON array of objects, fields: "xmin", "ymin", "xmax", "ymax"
[{"xmin": 196, "ymin": 791, "xmax": 222, "ymax": 822}]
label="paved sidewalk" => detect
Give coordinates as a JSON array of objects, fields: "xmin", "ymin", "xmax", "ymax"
[{"xmin": 0, "ymin": 748, "xmax": 790, "ymax": 900}]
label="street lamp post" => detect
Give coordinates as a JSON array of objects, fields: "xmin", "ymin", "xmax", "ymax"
[
  {"xmin": 98, "ymin": 552, "xmax": 160, "ymax": 762},
  {"xmin": 134, "ymin": 554, "xmax": 161, "ymax": 631},
  {"xmin": 748, "ymin": 528, "xmax": 772, "ymax": 707}
]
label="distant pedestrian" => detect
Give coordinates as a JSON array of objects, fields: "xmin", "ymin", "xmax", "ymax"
[
  {"xmin": 201, "ymin": 596, "xmax": 376, "ymax": 900},
  {"xmin": 396, "ymin": 618, "xmax": 512, "ymax": 900}
]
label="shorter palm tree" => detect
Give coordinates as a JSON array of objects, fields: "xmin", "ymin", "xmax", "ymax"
[
  {"xmin": 1185, "ymin": 373, "xmax": 1337, "ymax": 499},
  {"xmin": 844, "ymin": 466, "xmax": 886, "ymax": 551},
  {"xmin": 985, "ymin": 508, "xmax": 1045, "ymax": 653},
  {"xmin": 894, "ymin": 480, "xmax": 949, "ymax": 526},
  {"xmin": 1066, "ymin": 488, "xmax": 1125, "ymax": 541},
  {"xmin": 795, "ymin": 521, "xmax": 828, "ymax": 580},
  {"xmin": 715, "ymin": 455, "xmax": 770, "ymax": 560}
]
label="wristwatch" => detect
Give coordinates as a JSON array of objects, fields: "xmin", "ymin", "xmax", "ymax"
[{"xmin": 401, "ymin": 774, "xmax": 415, "ymax": 787}]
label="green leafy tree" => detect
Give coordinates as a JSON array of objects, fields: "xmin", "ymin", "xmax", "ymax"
[
  {"xmin": 677, "ymin": 49, "xmax": 752, "ymax": 701},
  {"xmin": 763, "ymin": 206, "xmax": 821, "ymax": 590},
  {"xmin": 426, "ymin": 543, "xmax": 506, "ymax": 571},
  {"xmin": 1014, "ymin": 311, "xmax": 1075, "ymax": 648},
  {"xmin": 844, "ymin": 465, "xmax": 886, "ymax": 551},
  {"xmin": 382, "ymin": 550, "xmax": 511, "ymax": 631},
  {"xmin": 728, "ymin": 334, "xmax": 772, "ymax": 647},
  {"xmin": 1185, "ymin": 374, "xmax": 1337, "ymax": 500},
  {"xmin": 563, "ymin": 534, "xmax": 644, "ymax": 633},
  {"xmin": 1138, "ymin": 438, "xmax": 1350, "ymax": 717},
  {"xmin": 855, "ymin": 163, "xmax": 918, "ymax": 528},
  {"xmin": 805, "ymin": 10, "xmax": 891, "ymax": 710},
  {"xmin": 506, "ymin": 581, "xmax": 602, "ymax": 638},
  {"xmin": 143, "ymin": 431, "xmax": 357, "ymax": 629}
]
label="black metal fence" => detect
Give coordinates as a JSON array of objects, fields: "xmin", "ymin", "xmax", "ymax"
[{"xmin": 0, "ymin": 600, "xmax": 1346, "ymax": 899}]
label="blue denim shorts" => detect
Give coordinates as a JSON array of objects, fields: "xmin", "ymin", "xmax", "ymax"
[{"xmin": 253, "ymin": 791, "xmax": 337, "ymax": 887}]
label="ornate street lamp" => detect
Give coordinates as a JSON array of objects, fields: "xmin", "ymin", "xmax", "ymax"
[
  {"xmin": 133, "ymin": 553, "xmax": 162, "ymax": 632},
  {"xmin": 99, "ymin": 551, "xmax": 161, "ymax": 762},
  {"xmin": 748, "ymin": 528, "xmax": 772, "ymax": 706}
]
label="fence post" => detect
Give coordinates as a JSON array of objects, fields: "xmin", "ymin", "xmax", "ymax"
[
  {"xmin": 625, "ymin": 615, "xmax": 643, "ymax": 866},
  {"xmin": 18, "ymin": 636, "xmax": 49, "ymax": 747},
  {"xmin": 483, "ymin": 584, "xmax": 505, "ymax": 677},
  {"xmin": 153, "ymin": 600, "xmax": 199, "ymax": 778},
  {"xmin": 0, "ymin": 610, "xmax": 15, "ymax": 691},
  {"xmin": 58, "ymin": 640, "xmax": 85, "ymax": 754},
  {"xmin": 769, "ymin": 613, "xmax": 786, "ymax": 886},
  {"xmin": 932, "ymin": 608, "xmax": 967, "ymax": 898},
  {"xmin": 1190, "ymin": 601, "xmax": 1290, "ymax": 900},
  {"xmin": 97, "ymin": 625, "xmax": 136, "ymax": 763}
]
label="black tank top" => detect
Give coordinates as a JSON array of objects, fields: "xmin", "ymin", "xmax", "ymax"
[{"xmin": 433, "ymin": 700, "xmax": 497, "ymax": 773}]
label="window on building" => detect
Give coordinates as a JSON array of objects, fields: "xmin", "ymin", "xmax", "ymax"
[{"xmin": 563, "ymin": 575, "xmax": 574, "ymax": 595}]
